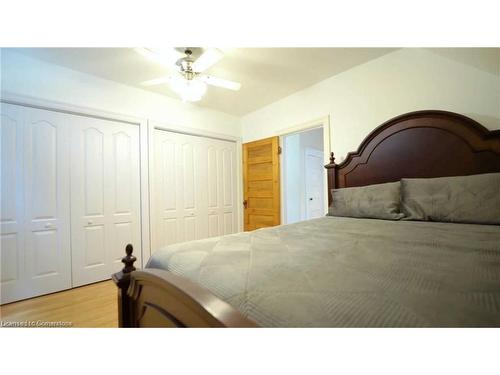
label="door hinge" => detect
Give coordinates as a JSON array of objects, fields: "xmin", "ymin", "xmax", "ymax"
[{"xmin": 278, "ymin": 146, "xmax": 282, "ymax": 155}]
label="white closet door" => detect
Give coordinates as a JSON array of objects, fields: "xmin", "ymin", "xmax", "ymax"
[
  {"xmin": 152, "ymin": 129, "xmax": 238, "ymax": 251},
  {"xmin": 70, "ymin": 116, "xmax": 141, "ymax": 287},
  {"xmin": 153, "ymin": 131, "xmax": 203, "ymax": 249},
  {"xmin": 1, "ymin": 103, "xmax": 26, "ymax": 303},
  {"xmin": 206, "ymin": 138, "xmax": 238, "ymax": 237},
  {"xmin": 23, "ymin": 107, "xmax": 72, "ymax": 299}
]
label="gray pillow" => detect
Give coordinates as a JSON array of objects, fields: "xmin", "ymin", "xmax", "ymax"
[
  {"xmin": 401, "ymin": 173, "xmax": 500, "ymax": 225},
  {"xmin": 328, "ymin": 182, "xmax": 404, "ymax": 220}
]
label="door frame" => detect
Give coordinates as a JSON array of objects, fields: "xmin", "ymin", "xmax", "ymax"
[
  {"xmin": 1, "ymin": 92, "xmax": 150, "ymax": 267},
  {"xmin": 276, "ymin": 116, "xmax": 331, "ymax": 224}
]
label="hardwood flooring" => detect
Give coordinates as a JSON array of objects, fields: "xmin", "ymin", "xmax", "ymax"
[{"xmin": 0, "ymin": 280, "xmax": 117, "ymax": 328}]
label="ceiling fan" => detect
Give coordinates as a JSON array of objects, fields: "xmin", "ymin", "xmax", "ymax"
[{"xmin": 135, "ymin": 47, "xmax": 241, "ymax": 102}]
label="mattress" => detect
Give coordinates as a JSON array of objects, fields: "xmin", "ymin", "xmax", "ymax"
[{"xmin": 146, "ymin": 217, "xmax": 500, "ymax": 327}]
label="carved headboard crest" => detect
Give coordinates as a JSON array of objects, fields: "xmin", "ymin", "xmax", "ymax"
[{"xmin": 324, "ymin": 110, "xmax": 500, "ymax": 205}]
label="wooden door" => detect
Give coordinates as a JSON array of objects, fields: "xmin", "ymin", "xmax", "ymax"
[{"xmin": 243, "ymin": 136, "xmax": 280, "ymax": 231}]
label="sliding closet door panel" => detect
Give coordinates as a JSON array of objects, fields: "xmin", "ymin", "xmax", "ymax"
[
  {"xmin": 208, "ymin": 138, "xmax": 237, "ymax": 237},
  {"xmin": 156, "ymin": 137, "xmax": 179, "ymax": 247},
  {"xmin": 23, "ymin": 107, "xmax": 71, "ymax": 297},
  {"xmin": 153, "ymin": 133, "xmax": 173, "ymax": 248},
  {"xmin": 152, "ymin": 129, "xmax": 238, "ymax": 251},
  {"xmin": 220, "ymin": 145, "xmax": 236, "ymax": 235},
  {"xmin": 110, "ymin": 127, "xmax": 141, "ymax": 273},
  {"xmin": 153, "ymin": 131, "xmax": 204, "ymax": 249},
  {"xmin": 71, "ymin": 116, "xmax": 141, "ymax": 287},
  {"xmin": 181, "ymin": 140, "xmax": 201, "ymax": 241},
  {"xmin": 207, "ymin": 144, "xmax": 222, "ymax": 237},
  {"xmin": 71, "ymin": 121, "xmax": 106, "ymax": 286},
  {"xmin": 1, "ymin": 103, "xmax": 26, "ymax": 303}
]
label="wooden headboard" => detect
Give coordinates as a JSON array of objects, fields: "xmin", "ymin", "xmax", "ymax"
[{"xmin": 325, "ymin": 110, "xmax": 500, "ymax": 205}]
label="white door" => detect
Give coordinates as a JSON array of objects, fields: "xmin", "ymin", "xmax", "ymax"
[
  {"xmin": 1, "ymin": 103, "xmax": 27, "ymax": 303},
  {"xmin": 304, "ymin": 147, "xmax": 325, "ymax": 219},
  {"xmin": 70, "ymin": 116, "xmax": 141, "ymax": 287},
  {"xmin": 23, "ymin": 107, "xmax": 72, "ymax": 301},
  {"xmin": 152, "ymin": 130, "xmax": 203, "ymax": 249},
  {"xmin": 206, "ymin": 138, "xmax": 237, "ymax": 237},
  {"xmin": 152, "ymin": 129, "xmax": 238, "ymax": 251}
]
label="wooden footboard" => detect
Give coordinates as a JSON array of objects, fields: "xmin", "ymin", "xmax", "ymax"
[{"xmin": 112, "ymin": 244, "xmax": 256, "ymax": 327}]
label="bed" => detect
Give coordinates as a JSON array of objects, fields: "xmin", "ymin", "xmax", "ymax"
[{"xmin": 113, "ymin": 110, "xmax": 500, "ymax": 327}]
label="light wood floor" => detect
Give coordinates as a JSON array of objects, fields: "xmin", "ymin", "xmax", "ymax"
[{"xmin": 0, "ymin": 280, "xmax": 117, "ymax": 328}]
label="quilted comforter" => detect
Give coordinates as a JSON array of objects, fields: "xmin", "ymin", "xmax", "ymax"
[{"xmin": 146, "ymin": 217, "xmax": 500, "ymax": 327}]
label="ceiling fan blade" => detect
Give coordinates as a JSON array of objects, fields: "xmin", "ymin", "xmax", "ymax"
[
  {"xmin": 200, "ymin": 75, "xmax": 241, "ymax": 91},
  {"xmin": 134, "ymin": 47, "xmax": 183, "ymax": 67},
  {"xmin": 141, "ymin": 76, "xmax": 173, "ymax": 86},
  {"xmin": 192, "ymin": 48, "xmax": 224, "ymax": 72}
]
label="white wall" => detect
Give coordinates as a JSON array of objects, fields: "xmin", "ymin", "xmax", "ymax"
[
  {"xmin": 0, "ymin": 49, "xmax": 240, "ymax": 137},
  {"xmin": 241, "ymin": 48, "xmax": 500, "ymax": 161}
]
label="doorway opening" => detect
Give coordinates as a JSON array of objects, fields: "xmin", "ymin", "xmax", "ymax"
[{"xmin": 281, "ymin": 127, "xmax": 325, "ymax": 224}]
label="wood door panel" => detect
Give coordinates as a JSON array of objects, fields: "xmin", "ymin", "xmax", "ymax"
[
  {"xmin": 248, "ymin": 213, "xmax": 275, "ymax": 229},
  {"xmin": 243, "ymin": 136, "xmax": 280, "ymax": 231},
  {"xmin": 248, "ymin": 197, "xmax": 274, "ymax": 209},
  {"xmin": 247, "ymin": 162, "xmax": 273, "ymax": 180}
]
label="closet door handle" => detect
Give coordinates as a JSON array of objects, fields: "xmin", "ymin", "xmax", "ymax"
[
  {"xmin": 45, "ymin": 223, "xmax": 53, "ymax": 228},
  {"xmin": 87, "ymin": 220, "xmax": 93, "ymax": 225},
  {"xmin": 243, "ymin": 200, "xmax": 248, "ymax": 209}
]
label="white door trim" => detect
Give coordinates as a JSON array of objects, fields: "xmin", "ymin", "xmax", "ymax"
[
  {"xmin": 151, "ymin": 120, "xmax": 241, "ymax": 143},
  {"xmin": 1, "ymin": 92, "xmax": 150, "ymax": 268},
  {"xmin": 278, "ymin": 116, "xmax": 331, "ymax": 223}
]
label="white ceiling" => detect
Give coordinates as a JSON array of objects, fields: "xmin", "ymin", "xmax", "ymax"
[
  {"xmin": 16, "ymin": 47, "xmax": 397, "ymax": 116},
  {"xmin": 15, "ymin": 48, "xmax": 500, "ymax": 116}
]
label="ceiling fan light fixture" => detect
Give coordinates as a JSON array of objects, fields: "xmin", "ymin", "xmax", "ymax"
[
  {"xmin": 135, "ymin": 47, "xmax": 241, "ymax": 101},
  {"xmin": 169, "ymin": 76, "xmax": 207, "ymax": 102}
]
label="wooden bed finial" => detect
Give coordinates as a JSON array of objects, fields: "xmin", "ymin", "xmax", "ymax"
[
  {"xmin": 112, "ymin": 244, "xmax": 138, "ymax": 327},
  {"xmin": 324, "ymin": 152, "xmax": 337, "ymax": 205},
  {"xmin": 122, "ymin": 244, "xmax": 137, "ymax": 274}
]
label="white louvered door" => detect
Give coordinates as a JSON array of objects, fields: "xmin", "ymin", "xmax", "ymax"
[
  {"xmin": 152, "ymin": 129, "xmax": 238, "ymax": 252},
  {"xmin": 70, "ymin": 116, "xmax": 141, "ymax": 287}
]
